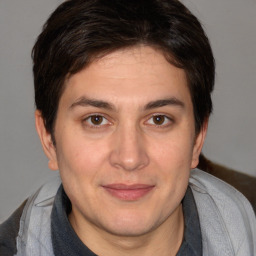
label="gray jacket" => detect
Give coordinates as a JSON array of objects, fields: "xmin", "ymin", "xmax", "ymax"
[{"xmin": 15, "ymin": 169, "xmax": 256, "ymax": 256}]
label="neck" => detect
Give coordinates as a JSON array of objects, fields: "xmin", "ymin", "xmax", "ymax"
[{"xmin": 69, "ymin": 204, "xmax": 184, "ymax": 256}]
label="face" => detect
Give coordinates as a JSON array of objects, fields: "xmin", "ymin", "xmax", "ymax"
[{"xmin": 36, "ymin": 46, "xmax": 206, "ymax": 239}]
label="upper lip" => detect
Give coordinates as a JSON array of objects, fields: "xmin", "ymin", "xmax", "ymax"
[{"xmin": 102, "ymin": 184, "xmax": 155, "ymax": 190}]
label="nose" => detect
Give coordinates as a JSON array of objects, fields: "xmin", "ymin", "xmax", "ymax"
[{"xmin": 109, "ymin": 124, "xmax": 149, "ymax": 171}]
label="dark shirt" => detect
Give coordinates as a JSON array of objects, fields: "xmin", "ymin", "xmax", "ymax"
[
  {"xmin": 0, "ymin": 200, "xmax": 27, "ymax": 256},
  {"xmin": 51, "ymin": 186, "xmax": 202, "ymax": 256}
]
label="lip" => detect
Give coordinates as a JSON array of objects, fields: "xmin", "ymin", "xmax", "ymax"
[{"xmin": 102, "ymin": 184, "xmax": 155, "ymax": 201}]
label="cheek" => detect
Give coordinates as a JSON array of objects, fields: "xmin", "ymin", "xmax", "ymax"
[
  {"xmin": 55, "ymin": 133, "xmax": 108, "ymax": 179},
  {"xmin": 149, "ymin": 140, "xmax": 191, "ymax": 219},
  {"xmin": 151, "ymin": 133, "xmax": 194, "ymax": 171},
  {"xmin": 55, "ymin": 136, "xmax": 108, "ymax": 204},
  {"xmin": 149, "ymin": 131, "xmax": 194, "ymax": 198}
]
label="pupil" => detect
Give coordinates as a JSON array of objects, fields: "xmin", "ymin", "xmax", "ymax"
[
  {"xmin": 154, "ymin": 115, "xmax": 164, "ymax": 125},
  {"xmin": 91, "ymin": 116, "xmax": 103, "ymax": 125}
]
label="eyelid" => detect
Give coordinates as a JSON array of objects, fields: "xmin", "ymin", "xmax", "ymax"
[
  {"xmin": 144, "ymin": 114, "xmax": 174, "ymax": 127},
  {"xmin": 83, "ymin": 113, "xmax": 112, "ymax": 128}
]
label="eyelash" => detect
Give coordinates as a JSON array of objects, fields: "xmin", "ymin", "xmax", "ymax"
[
  {"xmin": 83, "ymin": 114, "xmax": 111, "ymax": 128},
  {"xmin": 145, "ymin": 114, "xmax": 173, "ymax": 128},
  {"xmin": 82, "ymin": 114, "xmax": 174, "ymax": 129}
]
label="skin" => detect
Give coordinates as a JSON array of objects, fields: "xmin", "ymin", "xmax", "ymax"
[{"xmin": 35, "ymin": 46, "xmax": 207, "ymax": 256}]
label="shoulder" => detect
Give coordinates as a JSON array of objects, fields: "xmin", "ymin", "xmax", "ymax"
[
  {"xmin": 0, "ymin": 200, "xmax": 27, "ymax": 256},
  {"xmin": 189, "ymin": 168, "xmax": 256, "ymax": 255},
  {"xmin": 0, "ymin": 176, "xmax": 61, "ymax": 256},
  {"xmin": 189, "ymin": 168, "xmax": 255, "ymax": 214}
]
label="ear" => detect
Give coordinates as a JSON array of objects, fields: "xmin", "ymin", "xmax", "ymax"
[
  {"xmin": 190, "ymin": 119, "xmax": 208, "ymax": 169},
  {"xmin": 35, "ymin": 110, "xmax": 59, "ymax": 170}
]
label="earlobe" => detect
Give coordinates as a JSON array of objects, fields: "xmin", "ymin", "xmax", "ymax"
[
  {"xmin": 191, "ymin": 120, "xmax": 208, "ymax": 169},
  {"xmin": 35, "ymin": 110, "xmax": 59, "ymax": 171}
]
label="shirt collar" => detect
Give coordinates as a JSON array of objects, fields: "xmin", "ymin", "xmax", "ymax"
[{"xmin": 177, "ymin": 186, "xmax": 202, "ymax": 255}]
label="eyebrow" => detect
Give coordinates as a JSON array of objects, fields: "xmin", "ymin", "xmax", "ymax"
[
  {"xmin": 69, "ymin": 96, "xmax": 185, "ymax": 111},
  {"xmin": 70, "ymin": 96, "xmax": 116, "ymax": 111},
  {"xmin": 144, "ymin": 97, "xmax": 185, "ymax": 110}
]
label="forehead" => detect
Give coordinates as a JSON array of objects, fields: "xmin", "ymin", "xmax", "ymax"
[{"xmin": 61, "ymin": 46, "xmax": 191, "ymax": 108}]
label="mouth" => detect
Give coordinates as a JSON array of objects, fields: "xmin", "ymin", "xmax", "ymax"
[{"xmin": 102, "ymin": 184, "xmax": 155, "ymax": 201}]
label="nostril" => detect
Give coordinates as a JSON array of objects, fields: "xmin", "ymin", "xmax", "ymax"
[
  {"xmin": 109, "ymin": 148, "xmax": 149, "ymax": 171},
  {"xmin": 109, "ymin": 126, "xmax": 149, "ymax": 171}
]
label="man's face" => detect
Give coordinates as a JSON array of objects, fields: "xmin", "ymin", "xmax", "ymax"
[{"xmin": 37, "ymin": 46, "xmax": 206, "ymax": 238}]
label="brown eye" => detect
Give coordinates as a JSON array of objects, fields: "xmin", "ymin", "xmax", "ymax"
[
  {"xmin": 152, "ymin": 115, "xmax": 166, "ymax": 125},
  {"xmin": 85, "ymin": 115, "xmax": 109, "ymax": 127},
  {"xmin": 90, "ymin": 115, "xmax": 103, "ymax": 125},
  {"xmin": 146, "ymin": 114, "xmax": 172, "ymax": 127}
]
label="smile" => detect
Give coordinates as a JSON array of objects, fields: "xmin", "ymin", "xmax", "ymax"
[{"xmin": 102, "ymin": 184, "xmax": 155, "ymax": 201}]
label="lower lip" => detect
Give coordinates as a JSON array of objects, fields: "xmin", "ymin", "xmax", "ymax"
[{"xmin": 103, "ymin": 186, "xmax": 155, "ymax": 201}]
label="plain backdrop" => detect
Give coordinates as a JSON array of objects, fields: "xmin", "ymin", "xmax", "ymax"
[{"xmin": 0, "ymin": 0, "xmax": 255, "ymax": 222}]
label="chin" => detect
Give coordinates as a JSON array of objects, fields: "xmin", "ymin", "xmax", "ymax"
[{"xmin": 100, "ymin": 211, "xmax": 158, "ymax": 237}]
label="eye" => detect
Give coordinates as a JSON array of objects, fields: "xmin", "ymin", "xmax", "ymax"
[
  {"xmin": 146, "ymin": 115, "xmax": 172, "ymax": 126},
  {"xmin": 84, "ymin": 115, "xmax": 110, "ymax": 127}
]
